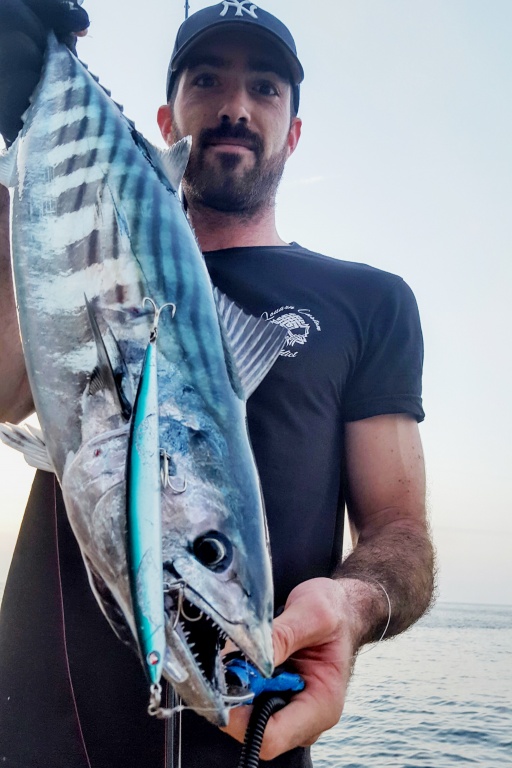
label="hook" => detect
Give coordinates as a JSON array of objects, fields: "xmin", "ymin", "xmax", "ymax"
[
  {"xmin": 143, "ymin": 297, "xmax": 176, "ymax": 341},
  {"xmin": 165, "ymin": 582, "xmax": 203, "ymax": 627},
  {"xmin": 168, "ymin": 476, "xmax": 188, "ymax": 494},
  {"xmin": 160, "ymin": 450, "xmax": 187, "ymax": 495}
]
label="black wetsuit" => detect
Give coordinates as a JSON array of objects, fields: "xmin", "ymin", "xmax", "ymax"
[{"xmin": 0, "ymin": 244, "xmax": 425, "ymax": 767}]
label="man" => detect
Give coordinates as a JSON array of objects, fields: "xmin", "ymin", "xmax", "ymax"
[{"xmin": 0, "ymin": 1, "xmax": 434, "ymax": 766}]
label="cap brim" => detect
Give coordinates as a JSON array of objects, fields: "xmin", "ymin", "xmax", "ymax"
[{"xmin": 171, "ymin": 22, "xmax": 304, "ymax": 85}]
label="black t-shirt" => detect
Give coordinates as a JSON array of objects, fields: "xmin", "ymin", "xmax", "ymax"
[{"xmin": 0, "ymin": 244, "xmax": 424, "ymax": 767}]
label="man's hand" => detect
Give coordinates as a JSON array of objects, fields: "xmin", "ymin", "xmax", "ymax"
[
  {"xmin": 0, "ymin": 0, "xmax": 89, "ymax": 145},
  {"xmin": 222, "ymin": 577, "xmax": 371, "ymax": 761}
]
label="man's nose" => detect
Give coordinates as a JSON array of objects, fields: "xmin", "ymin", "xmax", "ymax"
[{"xmin": 217, "ymin": 87, "xmax": 251, "ymax": 124}]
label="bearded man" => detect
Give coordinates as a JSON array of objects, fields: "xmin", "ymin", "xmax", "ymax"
[{"xmin": 0, "ymin": 2, "xmax": 434, "ymax": 767}]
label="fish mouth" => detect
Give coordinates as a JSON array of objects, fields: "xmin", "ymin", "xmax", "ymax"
[
  {"xmin": 162, "ymin": 572, "xmax": 270, "ymax": 725},
  {"xmin": 86, "ymin": 563, "xmax": 238, "ymax": 725}
]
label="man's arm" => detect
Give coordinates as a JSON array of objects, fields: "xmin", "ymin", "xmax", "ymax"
[
  {"xmin": 0, "ymin": 184, "xmax": 33, "ymax": 422},
  {"xmin": 223, "ymin": 413, "xmax": 434, "ymax": 759},
  {"xmin": 336, "ymin": 412, "xmax": 434, "ymax": 637},
  {"xmin": 0, "ymin": 2, "xmax": 90, "ymax": 421}
]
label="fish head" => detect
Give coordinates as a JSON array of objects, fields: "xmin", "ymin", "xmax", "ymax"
[
  {"xmin": 159, "ymin": 459, "xmax": 274, "ymax": 720},
  {"xmin": 62, "ymin": 418, "xmax": 274, "ymax": 726}
]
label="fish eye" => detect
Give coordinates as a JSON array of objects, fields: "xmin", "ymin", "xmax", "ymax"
[{"xmin": 192, "ymin": 531, "xmax": 233, "ymax": 572}]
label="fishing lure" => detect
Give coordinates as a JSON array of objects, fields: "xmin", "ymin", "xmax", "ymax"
[{"xmin": 127, "ymin": 298, "xmax": 175, "ymax": 709}]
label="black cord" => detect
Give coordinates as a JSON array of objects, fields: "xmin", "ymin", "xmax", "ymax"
[{"xmin": 237, "ymin": 694, "xmax": 289, "ymax": 768}]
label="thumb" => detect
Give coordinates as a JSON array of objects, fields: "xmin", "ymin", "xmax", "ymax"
[
  {"xmin": 272, "ymin": 579, "xmax": 344, "ymax": 666},
  {"xmin": 272, "ymin": 611, "xmax": 302, "ymax": 667}
]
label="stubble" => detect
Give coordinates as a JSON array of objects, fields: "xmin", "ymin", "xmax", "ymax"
[{"xmin": 171, "ymin": 122, "xmax": 289, "ymax": 217}]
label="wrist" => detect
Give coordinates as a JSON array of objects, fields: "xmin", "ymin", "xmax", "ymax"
[{"xmin": 333, "ymin": 577, "xmax": 391, "ymax": 650}]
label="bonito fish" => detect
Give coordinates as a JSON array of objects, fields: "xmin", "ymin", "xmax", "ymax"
[{"xmin": 0, "ymin": 31, "xmax": 286, "ymax": 725}]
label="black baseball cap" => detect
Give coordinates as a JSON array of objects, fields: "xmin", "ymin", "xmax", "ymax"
[{"xmin": 166, "ymin": 2, "xmax": 304, "ymax": 114}]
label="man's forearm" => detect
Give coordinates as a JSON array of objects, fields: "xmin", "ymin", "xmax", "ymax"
[
  {"xmin": 0, "ymin": 182, "xmax": 9, "ymax": 238},
  {"xmin": 334, "ymin": 519, "xmax": 435, "ymax": 647}
]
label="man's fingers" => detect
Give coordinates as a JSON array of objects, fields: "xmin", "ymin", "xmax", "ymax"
[
  {"xmin": 221, "ymin": 695, "xmax": 325, "ymax": 758},
  {"xmin": 258, "ymin": 693, "xmax": 336, "ymax": 760}
]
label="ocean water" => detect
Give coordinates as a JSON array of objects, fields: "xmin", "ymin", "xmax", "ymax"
[
  {"xmin": 311, "ymin": 602, "xmax": 512, "ymax": 767},
  {"xmin": 0, "ymin": 580, "xmax": 510, "ymax": 767}
]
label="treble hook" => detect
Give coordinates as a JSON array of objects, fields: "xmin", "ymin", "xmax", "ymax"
[
  {"xmin": 168, "ymin": 476, "xmax": 188, "ymax": 494},
  {"xmin": 165, "ymin": 581, "xmax": 203, "ymax": 628},
  {"xmin": 160, "ymin": 450, "xmax": 187, "ymax": 495},
  {"xmin": 143, "ymin": 297, "xmax": 176, "ymax": 342}
]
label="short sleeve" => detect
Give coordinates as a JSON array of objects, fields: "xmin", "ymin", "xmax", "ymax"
[{"xmin": 343, "ymin": 277, "xmax": 425, "ymax": 423}]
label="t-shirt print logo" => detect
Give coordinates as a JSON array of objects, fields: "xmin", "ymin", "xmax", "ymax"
[
  {"xmin": 220, "ymin": 1, "xmax": 259, "ymax": 18},
  {"xmin": 263, "ymin": 306, "xmax": 322, "ymax": 359}
]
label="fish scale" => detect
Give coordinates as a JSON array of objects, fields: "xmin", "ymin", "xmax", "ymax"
[{"xmin": 0, "ymin": 31, "xmax": 287, "ymax": 725}]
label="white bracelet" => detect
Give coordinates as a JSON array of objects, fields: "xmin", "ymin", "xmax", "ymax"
[{"xmin": 356, "ymin": 578, "xmax": 392, "ymax": 656}]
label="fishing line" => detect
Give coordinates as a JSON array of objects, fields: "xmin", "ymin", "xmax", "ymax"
[
  {"xmin": 166, "ymin": 686, "xmax": 182, "ymax": 768},
  {"xmin": 150, "ymin": 697, "xmax": 254, "ymax": 719},
  {"xmin": 177, "ymin": 697, "xmax": 183, "ymax": 768}
]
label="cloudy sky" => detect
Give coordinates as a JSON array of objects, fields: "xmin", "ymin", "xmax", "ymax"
[{"xmin": 1, "ymin": 0, "xmax": 511, "ymax": 606}]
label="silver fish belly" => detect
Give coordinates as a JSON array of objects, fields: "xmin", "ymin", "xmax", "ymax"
[{"xmin": 0, "ymin": 34, "xmax": 286, "ymax": 725}]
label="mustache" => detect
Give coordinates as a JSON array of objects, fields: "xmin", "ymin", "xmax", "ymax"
[{"xmin": 197, "ymin": 123, "xmax": 264, "ymax": 155}]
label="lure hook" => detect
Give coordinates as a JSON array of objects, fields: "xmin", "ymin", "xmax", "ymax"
[
  {"xmin": 168, "ymin": 476, "xmax": 188, "ymax": 494},
  {"xmin": 165, "ymin": 581, "xmax": 203, "ymax": 628},
  {"xmin": 160, "ymin": 450, "xmax": 187, "ymax": 495},
  {"xmin": 143, "ymin": 297, "xmax": 176, "ymax": 341},
  {"xmin": 148, "ymin": 683, "xmax": 163, "ymax": 717}
]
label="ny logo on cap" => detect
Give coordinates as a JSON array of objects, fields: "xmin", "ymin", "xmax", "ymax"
[{"xmin": 220, "ymin": 1, "xmax": 259, "ymax": 19}]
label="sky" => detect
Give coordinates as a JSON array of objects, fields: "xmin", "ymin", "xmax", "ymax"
[{"xmin": 1, "ymin": 0, "xmax": 511, "ymax": 606}]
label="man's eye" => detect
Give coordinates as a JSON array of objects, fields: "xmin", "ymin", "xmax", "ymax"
[
  {"xmin": 254, "ymin": 80, "xmax": 279, "ymax": 97},
  {"xmin": 193, "ymin": 74, "xmax": 217, "ymax": 88}
]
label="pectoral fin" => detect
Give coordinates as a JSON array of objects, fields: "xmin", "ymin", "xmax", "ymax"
[
  {"xmin": 85, "ymin": 295, "xmax": 133, "ymax": 420},
  {"xmin": 0, "ymin": 422, "xmax": 54, "ymax": 472},
  {"xmin": 0, "ymin": 141, "xmax": 19, "ymax": 187}
]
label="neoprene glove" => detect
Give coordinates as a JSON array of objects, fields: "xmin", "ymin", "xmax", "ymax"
[{"xmin": 0, "ymin": 0, "xmax": 89, "ymax": 146}]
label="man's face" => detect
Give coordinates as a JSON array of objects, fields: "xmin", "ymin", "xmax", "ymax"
[{"xmin": 161, "ymin": 31, "xmax": 301, "ymax": 216}]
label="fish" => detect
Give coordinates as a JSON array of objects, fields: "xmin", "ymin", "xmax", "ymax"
[{"xmin": 0, "ymin": 31, "xmax": 287, "ymax": 725}]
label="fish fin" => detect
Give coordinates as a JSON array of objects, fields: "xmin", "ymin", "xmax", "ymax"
[
  {"xmin": 213, "ymin": 288, "xmax": 288, "ymax": 399},
  {"xmin": 88, "ymin": 365, "xmax": 111, "ymax": 395},
  {"xmin": 146, "ymin": 136, "xmax": 192, "ymax": 192},
  {"xmin": 85, "ymin": 296, "xmax": 133, "ymax": 420},
  {"xmin": 0, "ymin": 422, "xmax": 55, "ymax": 472},
  {"xmin": 0, "ymin": 141, "xmax": 19, "ymax": 187},
  {"xmin": 104, "ymin": 323, "xmax": 134, "ymax": 414}
]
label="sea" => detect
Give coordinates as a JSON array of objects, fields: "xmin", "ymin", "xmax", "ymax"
[
  {"xmin": 0, "ymin": 582, "xmax": 510, "ymax": 767},
  {"xmin": 310, "ymin": 602, "xmax": 512, "ymax": 768}
]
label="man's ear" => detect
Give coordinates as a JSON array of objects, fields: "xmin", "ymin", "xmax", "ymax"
[
  {"xmin": 287, "ymin": 117, "xmax": 302, "ymax": 159},
  {"xmin": 157, "ymin": 104, "xmax": 173, "ymax": 146}
]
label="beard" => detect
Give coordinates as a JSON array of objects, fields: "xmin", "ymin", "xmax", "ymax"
[{"xmin": 171, "ymin": 121, "xmax": 288, "ymax": 216}]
